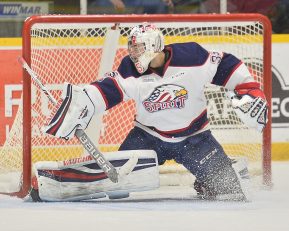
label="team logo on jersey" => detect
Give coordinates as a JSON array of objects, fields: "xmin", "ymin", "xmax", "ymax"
[{"xmin": 143, "ymin": 84, "xmax": 188, "ymax": 113}]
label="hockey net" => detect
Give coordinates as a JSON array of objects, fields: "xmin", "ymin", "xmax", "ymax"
[{"xmin": 0, "ymin": 14, "xmax": 271, "ymax": 197}]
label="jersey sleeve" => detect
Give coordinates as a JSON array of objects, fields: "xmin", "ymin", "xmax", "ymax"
[
  {"xmin": 115, "ymin": 55, "xmax": 142, "ymax": 100},
  {"xmin": 211, "ymin": 52, "xmax": 255, "ymax": 90},
  {"xmin": 90, "ymin": 74, "xmax": 124, "ymax": 110},
  {"xmin": 83, "ymin": 56, "xmax": 139, "ymax": 112},
  {"xmin": 83, "ymin": 72, "xmax": 124, "ymax": 112}
]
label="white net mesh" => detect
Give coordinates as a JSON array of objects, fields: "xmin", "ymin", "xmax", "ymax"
[{"xmin": 0, "ymin": 17, "xmax": 269, "ymax": 193}]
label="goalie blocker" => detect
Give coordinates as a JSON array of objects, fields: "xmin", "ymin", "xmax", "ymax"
[
  {"xmin": 228, "ymin": 82, "xmax": 268, "ymax": 132},
  {"xmin": 30, "ymin": 150, "xmax": 159, "ymax": 202}
]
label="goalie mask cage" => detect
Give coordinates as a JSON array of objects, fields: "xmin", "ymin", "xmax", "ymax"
[{"xmin": 0, "ymin": 14, "xmax": 271, "ymax": 198}]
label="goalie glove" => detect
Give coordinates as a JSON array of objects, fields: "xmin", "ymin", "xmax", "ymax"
[
  {"xmin": 45, "ymin": 83, "xmax": 95, "ymax": 140},
  {"xmin": 228, "ymin": 82, "xmax": 268, "ymax": 132}
]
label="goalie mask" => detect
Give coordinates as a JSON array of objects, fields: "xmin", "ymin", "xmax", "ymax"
[{"xmin": 128, "ymin": 23, "xmax": 164, "ymax": 74}]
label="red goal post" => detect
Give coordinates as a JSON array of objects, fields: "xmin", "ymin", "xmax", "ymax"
[{"xmin": 0, "ymin": 14, "xmax": 272, "ymax": 198}]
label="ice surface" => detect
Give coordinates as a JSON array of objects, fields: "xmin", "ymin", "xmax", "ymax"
[{"xmin": 0, "ymin": 161, "xmax": 288, "ymax": 231}]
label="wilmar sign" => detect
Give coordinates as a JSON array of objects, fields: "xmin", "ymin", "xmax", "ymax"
[{"xmin": 0, "ymin": 2, "xmax": 50, "ymax": 18}]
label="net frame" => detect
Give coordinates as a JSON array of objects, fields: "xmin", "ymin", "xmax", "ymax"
[{"xmin": 4, "ymin": 14, "xmax": 271, "ymax": 198}]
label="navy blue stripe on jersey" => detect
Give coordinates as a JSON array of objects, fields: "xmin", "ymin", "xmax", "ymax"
[
  {"xmin": 91, "ymin": 77, "xmax": 124, "ymax": 110},
  {"xmin": 143, "ymin": 109, "xmax": 209, "ymax": 138},
  {"xmin": 117, "ymin": 55, "xmax": 143, "ymax": 78},
  {"xmin": 211, "ymin": 53, "xmax": 242, "ymax": 86},
  {"xmin": 168, "ymin": 42, "xmax": 209, "ymax": 67}
]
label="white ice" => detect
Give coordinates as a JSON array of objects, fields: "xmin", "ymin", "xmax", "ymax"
[{"xmin": 0, "ymin": 161, "xmax": 288, "ymax": 231}]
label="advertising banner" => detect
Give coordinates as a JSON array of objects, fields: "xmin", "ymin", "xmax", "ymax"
[
  {"xmin": 0, "ymin": 2, "xmax": 50, "ymax": 18},
  {"xmin": 272, "ymin": 43, "xmax": 289, "ymax": 141}
]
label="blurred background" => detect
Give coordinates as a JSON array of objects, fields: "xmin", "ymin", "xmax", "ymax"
[{"xmin": 0, "ymin": 0, "xmax": 288, "ymax": 37}]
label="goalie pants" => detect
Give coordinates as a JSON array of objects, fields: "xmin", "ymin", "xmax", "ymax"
[{"xmin": 119, "ymin": 127, "xmax": 244, "ymax": 196}]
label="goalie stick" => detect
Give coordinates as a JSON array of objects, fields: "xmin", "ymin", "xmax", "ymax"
[{"xmin": 18, "ymin": 56, "xmax": 138, "ymax": 183}]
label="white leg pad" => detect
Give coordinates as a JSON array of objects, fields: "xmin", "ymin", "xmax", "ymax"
[
  {"xmin": 231, "ymin": 156, "xmax": 253, "ymax": 201},
  {"xmin": 33, "ymin": 150, "xmax": 159, "ymax": 202}
]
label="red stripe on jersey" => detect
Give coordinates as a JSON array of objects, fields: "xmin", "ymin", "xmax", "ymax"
[
  {"xmin": 155, "ymin": 109, "xmax": 207, "ymax": 134},
  {"xmin": 143, "ymin": 109, "xmax": 208, "ymax": 138}
]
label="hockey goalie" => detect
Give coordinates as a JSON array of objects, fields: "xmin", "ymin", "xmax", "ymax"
[{"xmin": 32, "ymin": 23, "xmax": 268, "ymax": 202}]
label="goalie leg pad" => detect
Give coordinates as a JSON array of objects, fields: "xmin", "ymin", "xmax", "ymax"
[
  {"xmin": 193, "ymin": 157, "xmax": 252, "ymax": 201},
  {"xmin": 194, "ymin": 162, "xmax": 247, "ymax": 201},
  {"xmin": 176, "ymin": 131, "xmax": 247, "ymax": 201},
  {"xmin": 32, "ymin": 150, "xmax": 159, "ymax": 202},
  {"xmin": 231, "ymin": 157, "xmax": 252, "ymax": 201}
]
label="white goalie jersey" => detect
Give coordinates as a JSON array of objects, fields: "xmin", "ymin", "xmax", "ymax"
[{"xmin": 85, "ymin": 42, "xmax": 255, "ymax": 141}]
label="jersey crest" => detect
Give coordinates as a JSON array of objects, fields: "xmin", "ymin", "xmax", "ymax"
[{"xmin": 142, "ymin": 84, "xmax": 188, "ymax": 113}]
